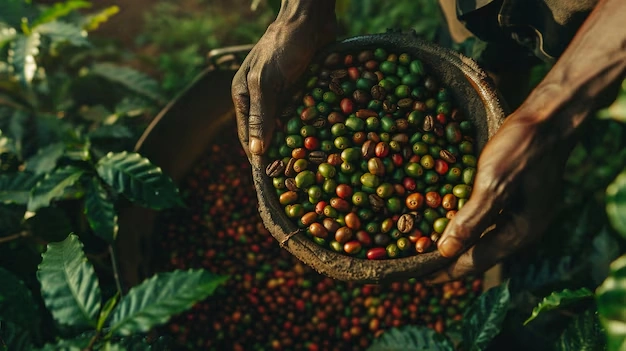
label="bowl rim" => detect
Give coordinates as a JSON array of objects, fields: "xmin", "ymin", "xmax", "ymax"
[{"xmin": 250, "ymin": 31, "xmax": 508, "ymax": 283}]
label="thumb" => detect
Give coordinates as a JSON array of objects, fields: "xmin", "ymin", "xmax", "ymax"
[
  {"xmin": 247, "ymin": 67, "xmax": 279, "ymax": 155},
  {"xmin": 437, "ymin": 172, "xmax": 506, "ymax": 258}
]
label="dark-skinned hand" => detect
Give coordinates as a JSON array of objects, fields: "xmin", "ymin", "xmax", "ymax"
[
  {"xmin": 232, "ymin": 1, "xmax": 336, "ymax": 160},
  {"xmin": 427, "ymin": 0, "xmax": 626, "ymax": 284}
]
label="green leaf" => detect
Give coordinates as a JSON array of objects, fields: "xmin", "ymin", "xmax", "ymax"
[
  {"xmin": 102, "ymin": 343, "xmax": 127, "ymax": 351},
  {"xmin": 108, "ymin": 269, "xmax": 227, "ymax": 336},
  {"xmin": 462, "ymin": 282, "xmax": 511, "ymax": 351},
  {"xmin": 24, "ymin": 142, "xmax": 65, "ymax": 175},
  {"xmin": 367, "ymin": 325, "xmax": 455, "ymax": 351},
  {"xmin": 524, "ymin": 288, "xmax": 594, "ymax": 325},
  {"xmin": 114, "ymin": 97, "xmax": 152, "ymax": 118},
  {"xmin": 0, "ymin": 268, "xmax": 39, "ymax": 339},
  {"xmin": 37, "ymin": 234, "xmax": 102, "ymax": 328},
  {"xmin": 88, "ymin": 125, "xmax": 134, "ymax": 140},
  {"xmin": 89, "ymin": 63, "xmax": 165, "ymax": 103},
  {"xmin": 597, "ymin": 254, "xmax": 626, "ymax": 351},
  {"xmin": 32, "ymin": 1, "xmax": 91, "ymax": 27},
  {"xmin": 34, "ymin": 21, "xmax": 89, "ymax": 47},
  {"xmin": 0, "ymin": 321, "xmax": 33, "ymax": 351},
  {"xmin": 95, "ymin": 152, "xmax": 183, "ymax": 210},
  {"xmin": 0, "ymin": 23, "xmax": 17, "ymax": 49},
  {"xmin": 8, "ymin": 33, "xmax": 41, "ymax": 85},
  {"xmin": 606, "ymin": 169, "xmax": 626, "ymax": 239},
  {"xmin": 84, "ymin": 177, "xmax": 118, "ymax": 243},
  {"xmin": 27, "ymin": 165, "xmax": 84, "ymax": 212},
  {"xmin": 97, "ymin": 293, "xmax": 119, "ymax": 331},
  {"xmin": 554, "ymin": 309, "xmax": 607, "ymax": 351},
  {"xmin": 81, "ymin": 6, "xmax": 119, "ymax": 31},
  {"xmin": 36, "ymin": 335, "xmax": 92, "ymax": 351},
  {"xmin": 116, "ymin": 334, "xmax": 172, "ymax": 350},
  {"xmin": 0, "ymin": 171, "xmax": 41, "ymax": 205},
  {"xmin": 591, "ymin": 228, "xmax": 621, "ymax": 286}
]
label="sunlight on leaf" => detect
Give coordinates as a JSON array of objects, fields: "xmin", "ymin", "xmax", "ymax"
[
  {"xmin": 606, "ymin": 168, "xmax": 626, "ymax": 240},
  {"xmin": 95, "ymin": 152, "xmax": 183, "ymax": 210},
  {"xmin": 32, "ymin": 0, "xmax": 91, "ymax": 27},
  {"xmin": 524, "ymin": 288, "xmax": 594, "ymax": 325},
  {"xmin": 37, "ymin": 234, "xmax": 102, "ymax": 328},
  {"xmin": 27, "ymin": 165, "xmax": 84, "ymax": 212},
  {"xmin": 81, "ymin": 6, "xmax": 119, "ymax": 31},
  {"xmin": 108, "ymin": 270, "xmax": 227, "ymax": 336},
  {"xmin": 597, "ymin": 254, "xmax": 626, "ymax": 351},
  {"xmin": 8, "ymin": 33, "xmax": 40, "ymax": 85}
]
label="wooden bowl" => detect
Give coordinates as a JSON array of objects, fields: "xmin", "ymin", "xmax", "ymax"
[{"xmin": 250, "ymin": 32, "xmax": 508, "ymax": 283}]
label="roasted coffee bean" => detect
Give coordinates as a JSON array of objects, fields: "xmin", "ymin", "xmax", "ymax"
[
  {"xmin": 266, "ymin": 160, "xmax": 285, "ymax": 177},
  {"xmin": 397, "ymin": 213, "xmax": 415, "ymax": 233}
]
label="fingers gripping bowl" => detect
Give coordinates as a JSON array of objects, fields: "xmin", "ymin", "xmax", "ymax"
[{"xmin": 250, "ymin": 32, "xmax": 507, "ymax": 283}]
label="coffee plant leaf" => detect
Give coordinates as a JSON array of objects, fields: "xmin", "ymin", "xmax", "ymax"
[
  {"xmin": 590, "ymin": 228, "xmax": 621, "ymax": 286},
  {"xmin": 524, "ymin": 288, "xmax": 594, "ymax": 325},
  {"xmin": 0, "ymin": 23, "xmax": 17, "ymax": 49},
  {"xmin": 462, "ymin": 282, "xmax": 511, "ymax": 351},
  {"xmin": 95, "ymin": 151, "xmax": 184, "ymax": 210},
  {"xmin": 606, "ymin": 169, "xmax": 626, "ymax": 239},
  {"xmin": 24, "ymin": 142, "xmax": 65, "ymax": 175},
  {"xmin": 0, "ymin": 171, "xmax": 41, "ymax": 205},
  {"xmin": 37, "ymin": 234, "xmax": 102, "ymax": 328},
  {"xmin": 116, "ymin": 334, "xmax": 173, "ymax": 351},
  {"xmin": 81, "ymin": 5, "xmax": 119, "ymax": 31},
  {"xmin": 101, "ymin": 343, "xmax": 127, "ymax": 351},
  {"xmin": 596, "ymin": 254, "xmax": 626, "ymax": 351},
  {"xmin": 108, "ymin": 270, "xmax": 227, "ymax": 336},
  {"xmin": 8, "ymin": 33, "xmax": 41, "ymax": 85},
  {"xmin": 34, "ymin": 21, "xmax": 89, "ymax": 47},
  {"xmin": 32, "ymin": 1, "xmax": 91, "ymax": 27},
  {"xmin": 88, "ymin": 125, "xmax": 134, "ymax": 140},
  {"xmin": 554, "ymin": 309, "xmax": 607, "ymax": 351},
  {"xmin": 36, "ymin": 334, "xmax": 92, "ymax": 351},
  {"xmin": 89, "ymin": 63, "xmax": 165, "ymax": 103},
  {"xmin": 97, "ymin": 293, "xmax": 119, "ymax": 331},
  {"xmin": 27, "ymin": 165, "xmax": 85, "ymax": 212},
  {"xmin": 0, "ymin": 268, "xmax": 39, "ymax": 340},
  {"xmin": 367, "ymin": 325, "xmax": 455, "ymax": 351},
  {"xmin": 509, "ymin": 255, "xmax": 576, "ymax": 294},
  {"xmin": 84, "ymin": 178, "xmax": 118, "ymax": 243},
  {"xmin": 0, "ymin": 0, "xmax": 39, "ymax": 29},
  {"xmin": 0, "ymin": 320, "xmax": 33, "ymax": 351}
]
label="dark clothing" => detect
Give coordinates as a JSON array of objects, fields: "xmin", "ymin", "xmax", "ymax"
[{"xmin": 457, "ymin": 0, "xmax": 598, "ymax": 63}]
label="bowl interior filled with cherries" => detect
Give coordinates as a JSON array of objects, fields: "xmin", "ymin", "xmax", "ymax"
[{"xmin": 251, "ymin": 32, "xmax": 508, "ymax": 283}]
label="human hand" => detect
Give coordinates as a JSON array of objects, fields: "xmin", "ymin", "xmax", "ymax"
[
  {"xmin": 232, "ymin": 1, "xmax": 336, "ymax": 159},
  {"xmin": 426, "ymin": 100, "xmax": 580, "ymax": 284}
]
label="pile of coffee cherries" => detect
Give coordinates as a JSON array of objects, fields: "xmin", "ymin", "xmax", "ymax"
[
  {"xmin": 265, "ymin": 48, "xmax": 477, "ymax": 259},
  {"xmin": 154, "ymin": 135, "xmax": 482, "ymax": 351}
]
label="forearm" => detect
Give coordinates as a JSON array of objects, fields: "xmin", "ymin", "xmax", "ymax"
[{"xmin": 522, "ymin": 0, "xmax": 626, "ymax": 130}]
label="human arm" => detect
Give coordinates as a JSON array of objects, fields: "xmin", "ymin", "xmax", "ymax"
[
  {"xmin": 428, "ymin": 0, "xmax": 626, "ymax": 283},
  {"xmin": 232, "ymin": 0, "xmax": 336, "ymax": 159}
]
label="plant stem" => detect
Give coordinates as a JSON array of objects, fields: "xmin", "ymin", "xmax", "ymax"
[
  {"xmin": 0, "ymin": 231, "xmax": 29, "ymax": 245},
  {"xmin": 109, "ymin": 245, "xmax": 124, "ymax": 296},
  {"xmin": 82, "ymin": 330, "xmax": 101, "ymax": 351}
]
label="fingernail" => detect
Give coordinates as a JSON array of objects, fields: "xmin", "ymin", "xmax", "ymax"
[
  {"xmin": 250, "ymin": 138, "xmax": 263, "ymax": 155},
  {"xmin": 438, "ymin": 237, "xmax": 462, "ymax": 257}
]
